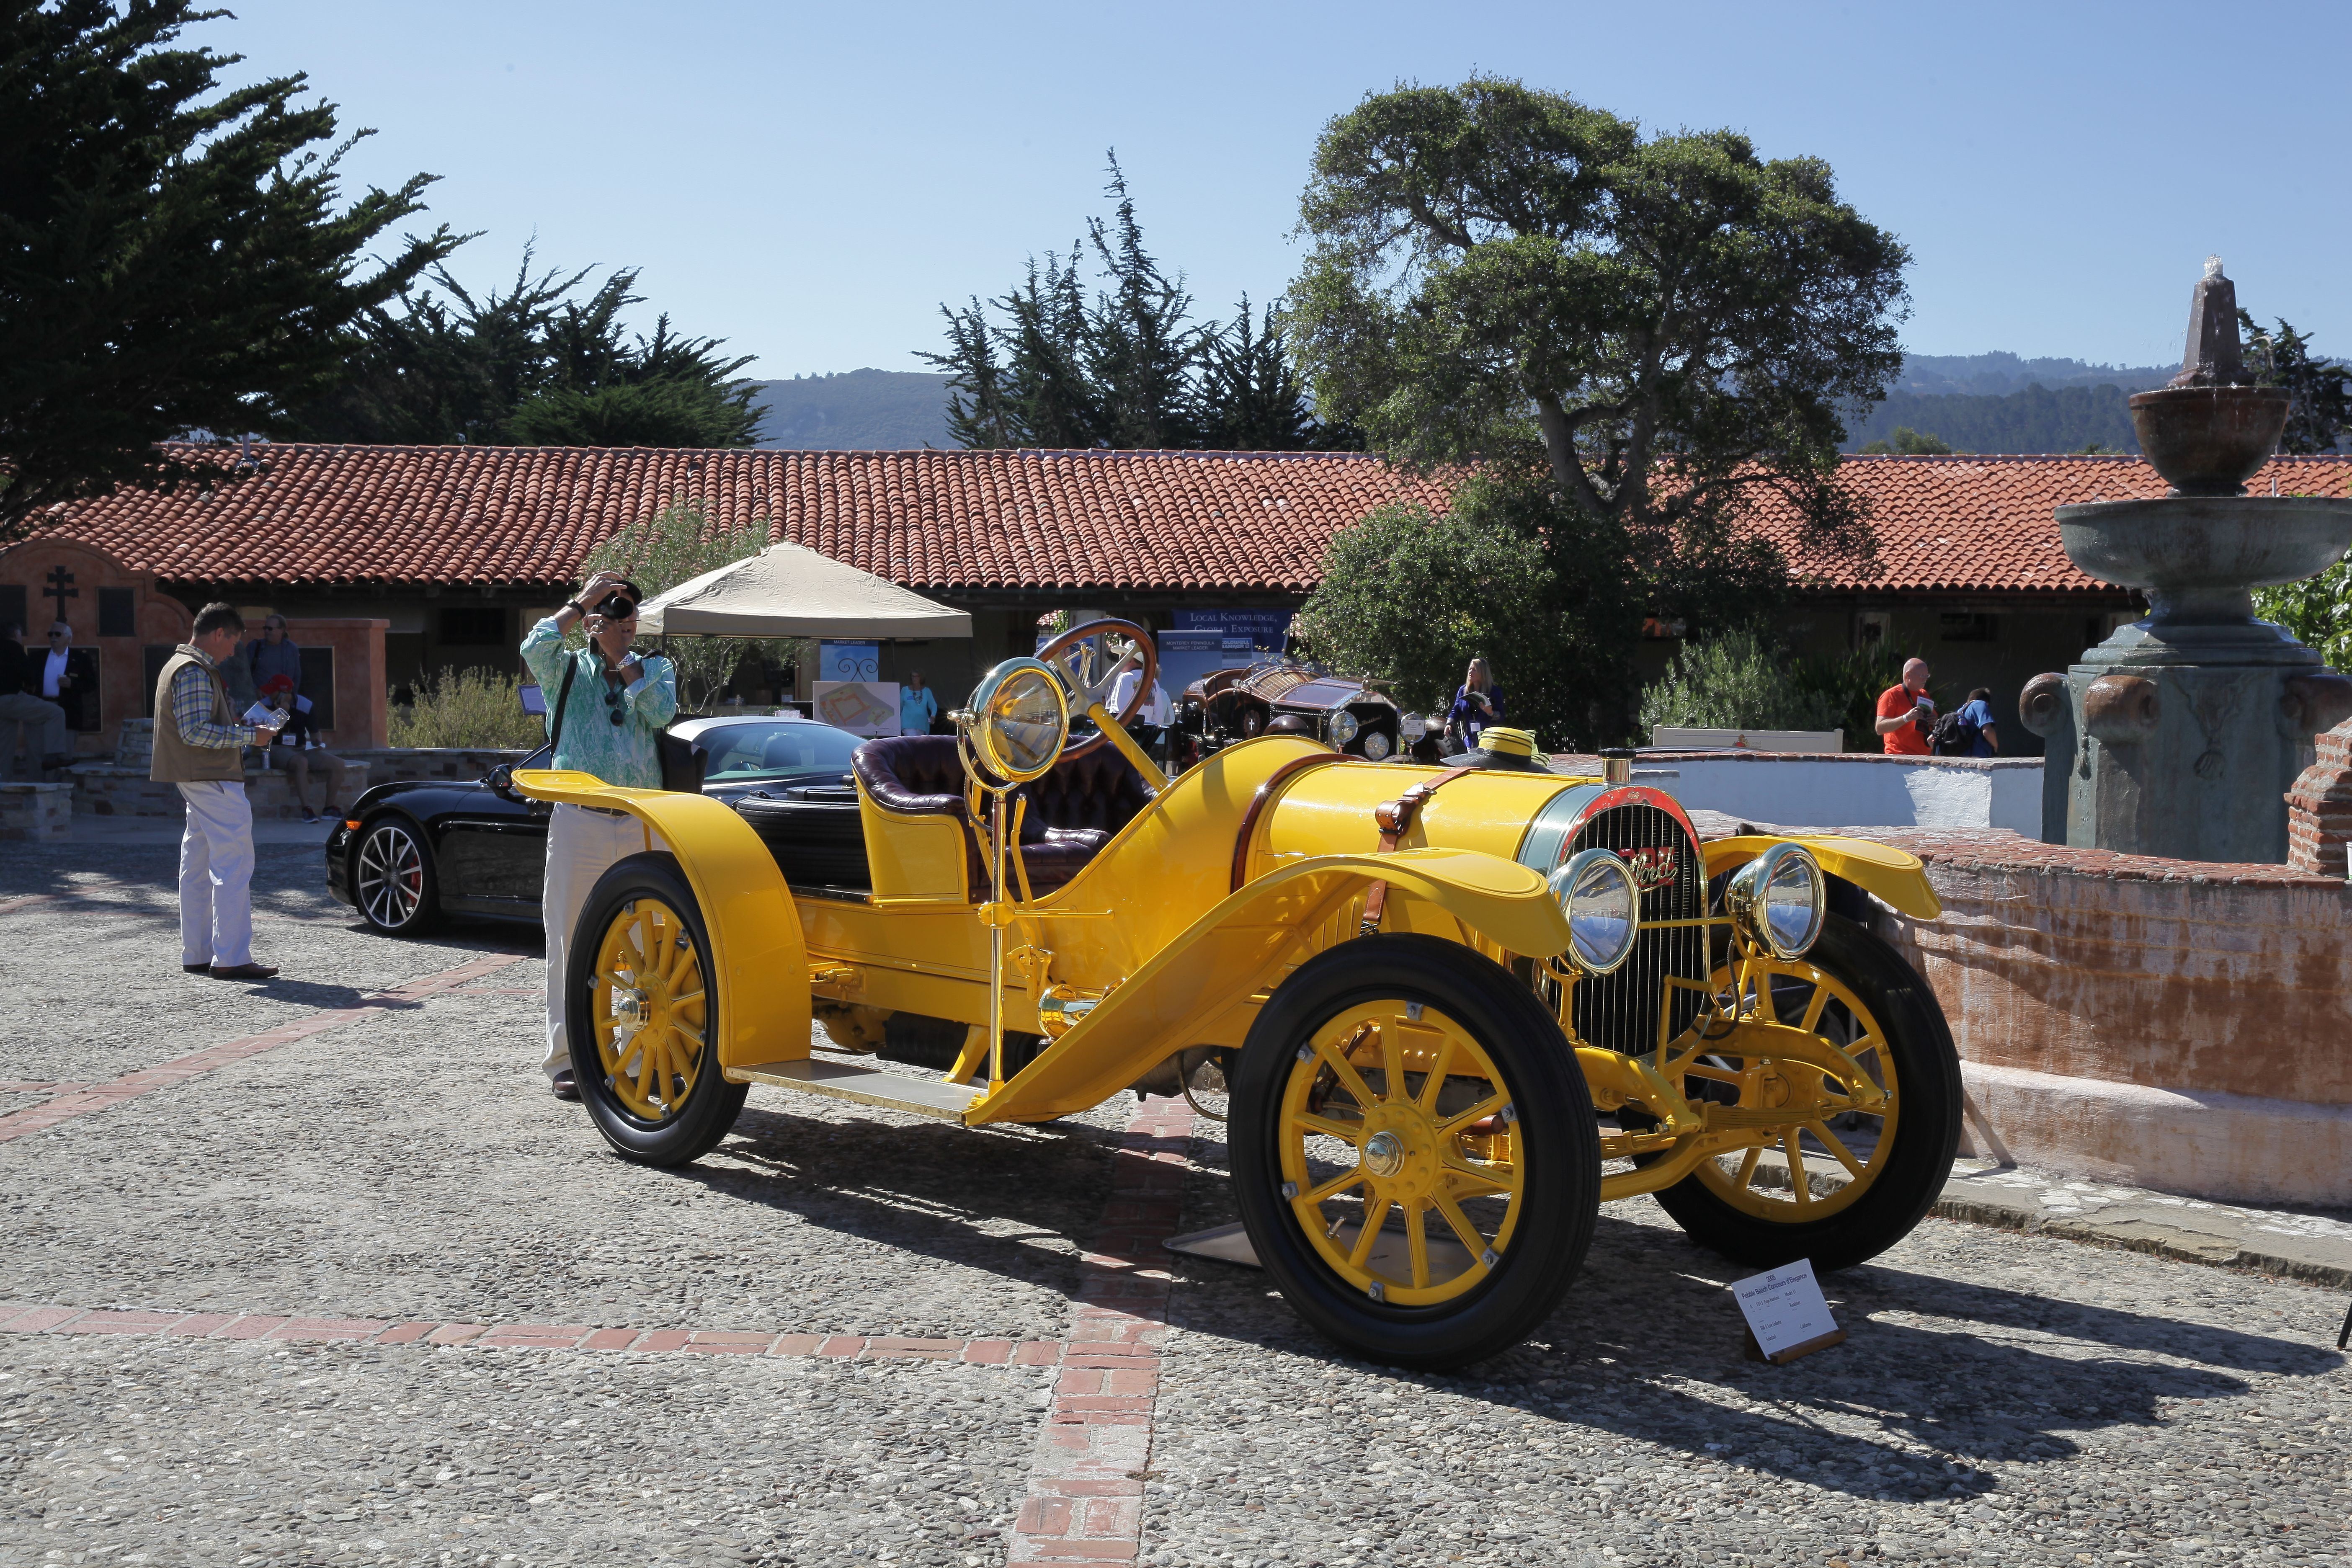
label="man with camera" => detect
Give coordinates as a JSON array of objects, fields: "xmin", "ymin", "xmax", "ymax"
[
  {"xmin": 1873, "ymin": 657, "xmax": 1937, "ymax": 756},
  {"xmin": 519, "ymin": 572, "xmax": 679, "ymax": 1101}
]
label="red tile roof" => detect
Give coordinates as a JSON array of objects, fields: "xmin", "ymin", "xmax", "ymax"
[
  {"xmin": 1763, "ymin": 453, "xmax": 2352, "ymax": 597},
  {"xmin": 22, "ymin": 443, "xmax": 2352, "ymax": 597}
]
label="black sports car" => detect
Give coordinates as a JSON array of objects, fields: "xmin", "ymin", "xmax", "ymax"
[{"xmin": 326, "ymin": 714, "xmax": 870, "ymax": 935}]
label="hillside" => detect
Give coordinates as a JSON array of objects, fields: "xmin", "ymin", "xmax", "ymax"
[
  {"xmin": 1893, "ymin": 351, "xmax": 2170, "ymax": 398},
  {"xmin": 752, "ymin": 369, "xmax": 954, "ymax": 450},
  {"xmin": 756, "ymin": 355, "xmax": 2174, "ymax": 456},
  {"xmin": 1842, "ymin": 383, "xmax": 2147, "ymax": 454}
]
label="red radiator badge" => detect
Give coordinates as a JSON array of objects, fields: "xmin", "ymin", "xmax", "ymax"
[{"xmin": 1617, "ymin": 844, "xmax": 1679, "ymax": 892}]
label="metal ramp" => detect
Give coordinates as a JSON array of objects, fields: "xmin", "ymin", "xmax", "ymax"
[{"xmin": 722, "ymin": 1057, "xmax": 981, "ymax": 1121}]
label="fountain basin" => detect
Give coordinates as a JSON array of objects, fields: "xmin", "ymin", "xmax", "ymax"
[
  {"xmin": 2128, "ymin": 384, "xmax": 2290, "ymax": 495},
  {"xmin": 2055, "ymin": 496, "xmax": 2352, "ymax": 627}
]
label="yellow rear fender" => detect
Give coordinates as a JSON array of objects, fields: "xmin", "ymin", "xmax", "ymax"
[
  {"xmin": 967, "ymin": 847, "xmax": 1568, "ymax": 1125},
  {"xmin": 1702, "ymin": 833, "xmax": 1942, "ymax": 922},
  {"xmin": 513, "ymin": 769, "xmax": 811, "ymax": 1069}
]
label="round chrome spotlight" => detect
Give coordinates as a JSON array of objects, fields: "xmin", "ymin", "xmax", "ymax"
[
  {"xmin": 1327, "ymin": 708, "xmax": 1360, "ymax": 747},
  {"xmin": 1549, "ymin": 847, "xmax": 1640, "ymax": 977},
  {"xmin": 1725, "ymin": 842, "xmax": 1826, "ymax": 960}
]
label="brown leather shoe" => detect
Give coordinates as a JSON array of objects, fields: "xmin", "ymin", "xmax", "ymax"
[
  {"xmin": 209, "ymin": 962, "xmax": 279, "ymax": 981},
  {"xmin": 550, "ymin": 1068, "xmax": 580, "ymax": 1101}
]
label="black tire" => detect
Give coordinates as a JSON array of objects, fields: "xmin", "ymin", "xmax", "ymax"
[
  {"xmin": 565, "ymin": 851, "xmax": 749, "ymax": 1167},
  {"xmin": 353, "ymin": 815, "xmax": 439, "ymax": 936},
  {"xmin": 1231, "ymin": 933, "xmax": 1600, "ymax": 1370},
  {"xmin": 1651, "ymin": 914, "xmax": 1962, "ymax": 1271}
]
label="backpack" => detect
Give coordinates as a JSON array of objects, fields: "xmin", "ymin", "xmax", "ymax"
[{"xmin": 1929, "ymin": 707, "xmax": 1978, "ymax": 756}]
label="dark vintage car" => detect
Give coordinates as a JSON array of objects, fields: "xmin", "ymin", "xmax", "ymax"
[
  {"xmin": 1177, "ymin": 663, "xmax": 1402, "ymax": 761},
  {"xmin": 326, "ymin": 714, "xmax": 871, "ymax": 934}
]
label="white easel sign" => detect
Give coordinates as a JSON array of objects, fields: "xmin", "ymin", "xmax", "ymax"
[{"xmin": 1731, "ymin": 1258, "xmax": 1845, "ymax": 1364}]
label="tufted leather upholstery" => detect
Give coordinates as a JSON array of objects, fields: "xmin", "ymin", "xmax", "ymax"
[{"xmin": 850, "ymin": 735, "xmax": 1151, "ymax": 898}]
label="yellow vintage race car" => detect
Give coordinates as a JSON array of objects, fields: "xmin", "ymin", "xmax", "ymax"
[{"xmin": 516, "ymin": 620, "xmax": 1960, "ymax": 1369}]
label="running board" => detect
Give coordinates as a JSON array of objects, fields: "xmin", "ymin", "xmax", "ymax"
[{"xmin": 723, "ymin": 1058, "xmax": 981, "ymax": 1121}]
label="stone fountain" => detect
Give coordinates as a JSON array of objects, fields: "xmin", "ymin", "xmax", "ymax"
[{"xmin": 2019, "ymin": 259, "xmax": 2352, "ymax": 862}]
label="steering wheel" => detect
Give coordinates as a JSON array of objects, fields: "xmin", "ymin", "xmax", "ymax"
[{"xmin": 1034, "ymin": 618, "xmax": 1158, "ymax": 758}]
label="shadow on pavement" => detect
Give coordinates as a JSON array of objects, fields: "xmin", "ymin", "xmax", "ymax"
[{"xmin": 661, "ymin": 1101, "xmax": 2340, "ymax": 1501}]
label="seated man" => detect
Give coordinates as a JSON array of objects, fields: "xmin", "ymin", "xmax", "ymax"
[
  {"xmin": 0, "ymin": 620, "xmax": 70, "ymax": 775},
  {"xmin": 259, "ymin": 675, "xmax": 349, "ymax": 824}
]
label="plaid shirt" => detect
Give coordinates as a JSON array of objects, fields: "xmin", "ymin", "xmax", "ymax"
[{"xmin": 168, "ymin": 645, "xmax": 261, "ymax": 750}]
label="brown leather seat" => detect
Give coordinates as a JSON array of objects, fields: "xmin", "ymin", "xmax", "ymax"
[{"xmin": 850, "ymin": 735, "xmax": 1152, "ymax": 898}]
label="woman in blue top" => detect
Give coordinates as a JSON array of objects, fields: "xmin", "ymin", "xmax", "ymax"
[
  {"xmin": 518, "ymin": 571, "xmax": 679, "ymax": 1100},
  {"xmin": 1445, "ymin": 657, "xmax": 1505, "ymax": 756}
]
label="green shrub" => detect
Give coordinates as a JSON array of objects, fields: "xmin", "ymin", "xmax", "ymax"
[
  {"xmin": 1639, "ymin": 632, "xmax": 1845, "ymax": 738},
  {"xmin": 2255, "ymin": 554, "xmax": 2352, "ymax": 670},
  {"xmin": 1787, "ymin": 644, "xmax": 1911, "ymax": 750},
  {"xmin": 389, "ymin": 667, "xmax": 547, "ymax": 750}
]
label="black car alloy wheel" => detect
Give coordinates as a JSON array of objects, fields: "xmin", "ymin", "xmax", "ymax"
[{"xmin": 355, "ymin": 818, "xmax": 438, "ymax": 934}]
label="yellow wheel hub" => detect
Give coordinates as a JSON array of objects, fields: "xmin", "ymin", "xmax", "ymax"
[
  {"xmin": 1677, "ymin": 951, "xmax": 1900, "ymax": 1221},
  {"xmin": 591, "ymin": 898, "xmax": 709, "ymax": 1124},
  {"xmin": 1277, "ymin": 1002, "xmax": 1522, "ymax": 1307}
]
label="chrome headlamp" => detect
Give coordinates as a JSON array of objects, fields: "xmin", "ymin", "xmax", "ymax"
[
  {"xmin": 1327, "ymin": 708, "xmax": 1360, "ymax": 747},
  {"xmin": 1550, "ymin": 848, "xmax": 1640, "ymax": 977},
  {"xmin": 1725, "ymin": 843, "xmax": 1826, "ymax": 960}
]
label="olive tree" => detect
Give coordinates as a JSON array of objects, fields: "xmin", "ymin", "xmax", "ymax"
[{"xmin": 575, "ymin": 498, "xmax": 793, "ymax": 712}]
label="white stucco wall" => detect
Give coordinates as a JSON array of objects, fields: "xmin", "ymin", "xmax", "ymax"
[{"xmin": 1604, "ymin": 753, "xmax": 2044, "ymax": 833}]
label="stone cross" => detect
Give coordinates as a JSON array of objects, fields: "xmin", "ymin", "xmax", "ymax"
[{"xmin": 41, "ymin": 565, "xmax": 77, "ymax": 611}]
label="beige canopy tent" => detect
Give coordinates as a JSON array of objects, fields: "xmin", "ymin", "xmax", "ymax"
[{"xmin": 636, "ymin": 542, "xmax": 972, "ymax": 640}]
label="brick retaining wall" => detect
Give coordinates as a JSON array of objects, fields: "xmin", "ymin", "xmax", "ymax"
[
  {"xmin": 0, "ymin": 783, "xmax": 70, "ymax": 843},
  {"xmin": 1857, "ymin": 827, "xmax": 2352, "ymax": 1204}
]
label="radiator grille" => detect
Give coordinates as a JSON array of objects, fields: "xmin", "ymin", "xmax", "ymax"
[{"xmin": 1568, "ymin": 803, "xmax": 1710, "ymax": 1055}]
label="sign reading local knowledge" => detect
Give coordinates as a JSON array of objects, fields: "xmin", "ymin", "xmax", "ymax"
[{"xmin": 1730, "ymin": 1258, "xmax": 1844, "ymax": 1364}]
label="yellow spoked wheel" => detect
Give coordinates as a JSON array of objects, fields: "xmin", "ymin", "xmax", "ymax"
[
  {"xmin": 1279, "ymin": 1002, "xmax": 1524, "ymax": 1307},
  {"xmin": 565, "ymin": 852, "xmax": 749, "ymax": 1168},
  {"xmin": 591, "ymin": 896, "xmax": 708, "ymax": 1124},
  {"xmin": 1680, "ymin": 951, "xmax": 1900, "ymax": 1221},
  {"xmin": 1233, "ymin": 934, "xmax": 1598, "ymax": 1371},
  {"xmin": 1653, "ymin": 916, "xmax": 1962, "ymax": 1271}
]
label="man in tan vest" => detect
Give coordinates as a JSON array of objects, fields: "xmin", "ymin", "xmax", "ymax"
[{"xmin": 152, "ymin": 603, "xmax": 282, "ymax": 980}]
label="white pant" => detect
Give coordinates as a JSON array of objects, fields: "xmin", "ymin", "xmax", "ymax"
[
  {"xmin": 176, "ymin": 781, "xmax": 255, "ymax": 968},
  {"xmin": 542, "ymin": 804, "xmax": 669, "ymax": 1081}
]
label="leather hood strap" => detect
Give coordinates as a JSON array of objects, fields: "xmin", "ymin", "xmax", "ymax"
[{"xmin": 1360, "ymin": 766, "xmax": 1479, "ymax": 936}]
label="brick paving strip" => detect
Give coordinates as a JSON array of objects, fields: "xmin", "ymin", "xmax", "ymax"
[
  {"xmin": 0, "ymin": 950, "xmax": 525, "ymax": 1145},
  {"xmin": 1009, "ymin": 1093, "xmax": 1196, "ymax": 1565}
]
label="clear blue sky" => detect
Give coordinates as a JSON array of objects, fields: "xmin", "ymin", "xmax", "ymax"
[{"xmin": 205, "ymin": 0, "xmax": 2348, "ymax": 380}]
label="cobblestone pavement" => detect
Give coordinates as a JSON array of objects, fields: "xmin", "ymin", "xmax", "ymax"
[{"xmin": 1, "ymin": 841, "xmax": 2346, "ymax": 1568}]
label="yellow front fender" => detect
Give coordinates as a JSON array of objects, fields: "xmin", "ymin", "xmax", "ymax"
[
  {"xmin": 513, "ymin": 769, "xmax": 811, "ymax": 1070},
  {"xmin": 1702, "ymin": 833, "xmax": 1942, "ymax": 922},
  {"xmin": 967, "ymin": 847, "xmax": 1569, "ymax": 1125}
]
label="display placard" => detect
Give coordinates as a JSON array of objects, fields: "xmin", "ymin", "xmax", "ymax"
[
  {"xmin": 813, "ymin": 680, "xmax": 900, "ymax": 737},
  {"xmin": 1730, "ymin": 1258, "xmax": 1844, "ymax": 1364}
]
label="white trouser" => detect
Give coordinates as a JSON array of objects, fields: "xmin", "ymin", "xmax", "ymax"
[
  {"xmin": 176, "ymin": 781, "xmax": 255, "ymax": 968},
  {"xmin": 542, "ymin": 803, "xmax": 669, "ymax": 1081}
]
